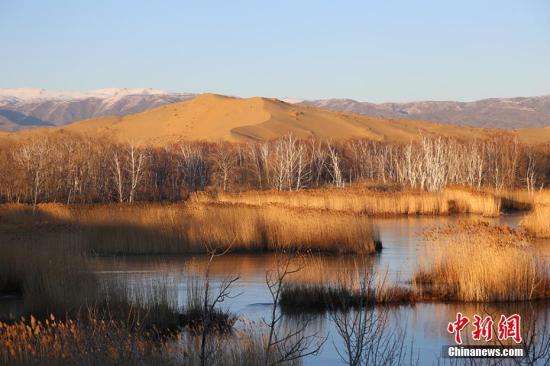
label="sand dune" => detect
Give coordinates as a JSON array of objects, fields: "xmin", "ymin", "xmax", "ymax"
[{"xmin": 3, "ymin": 93, "xmax": 550, "ymax": 146}]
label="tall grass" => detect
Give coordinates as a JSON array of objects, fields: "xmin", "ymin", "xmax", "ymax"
[
  {"xmin": 497, "ymin": 189, "xmax": 550, "ymax": 211},
  {"xmin": 279, "ymin": 257, "xmax": 413, "ymax": 312},
  {"xmin": 413, "ymin": 222, "xmax": 550, "ymax": 302},
  {"xmin": 521, "ymin": 204, "xmax": 550, "ymax": 238},
  {"xmin": 194, "ymin": 186, "xmax": 502, "ymax": 217},
  {"xmin": 0, "ymin": 202, "xmax": 381, "ymax": 255},
  {"xmin": 0, "ymin": 234, "xmax": 183, "ymax": 327},
  {"xmin": 0, "ymin": 316, "xmax": 296, "ymax": 366}
]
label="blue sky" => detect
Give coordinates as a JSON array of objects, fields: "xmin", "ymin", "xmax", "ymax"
[{"xmin": 1, "ymin": 0, "xmax": 549, "ymax": 102}]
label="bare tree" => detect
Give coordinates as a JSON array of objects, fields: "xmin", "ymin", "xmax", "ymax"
[
  {"xmin": 197, "ymin": 240, "xmax": 240, "ymax": 366},
  {"xmin": 211, "ymin": 143, "xmax": 236, "ymax": 191},
  {"xmin": 525, "ymin": 153, "xmax": 538, "ymax": 193},
  {"xmin": 326, "ymin": 142, "xmax": 344, "ymax": 188},
  {"xmin": 332, "ymin": 271, "xmax": 417, "ymax": 366},
  {"xmin": 13, "ymin": 139, "xmax": 50, "ymax": 210},
  {"xmin": 263, "ymin": 254, "xmax": 325, "ymax": 366},
  {"xmin": 178, "ymin": 143, "xmax": 209, "ymax": 192}
]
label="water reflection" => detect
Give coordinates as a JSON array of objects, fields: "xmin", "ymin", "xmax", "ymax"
[{"xmin": 3, "ymin": 213, "xmax": 549, "ymax": 364}]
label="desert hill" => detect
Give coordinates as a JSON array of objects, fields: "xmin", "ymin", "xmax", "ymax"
[{"xmin": 3, "ymin": 93, "xmax": 550, "ymax": 146}]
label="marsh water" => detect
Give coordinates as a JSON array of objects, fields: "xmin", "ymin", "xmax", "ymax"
[{"xmin": 2, "ymin": 213, "xmax": 550, "ymax": 365}]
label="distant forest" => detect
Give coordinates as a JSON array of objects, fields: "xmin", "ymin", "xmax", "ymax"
[{"xmin": 0, "ymin": 133, "xmax": 548, "ymax": 205}]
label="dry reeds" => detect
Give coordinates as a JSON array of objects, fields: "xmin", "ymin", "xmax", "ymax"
[
  {"xmin": 279, "ymin": 257, "xmax": 412, "ymax": 312},
  {"xmin": 0, "ymin": 234, "xmax": 183, "ymax": 327},
  {"xmin": 0, "ymin": 202, "xmax": 381, "ymax": 255},
  {"xmin": 0, "ymin": 315, "xmax": 283, "ymax": 366},
  {"xmin": 521, "ymin": 204, "xmax": 550, "ymax": 238},
  {"xmin": 0, "ymin": 314, "xmax": 173, "ymax": 366},
  {"xmin": 184, "ymin": 203, "xmax": 381, "ymax": 254},
  {"xmin": 194, "ymin": 186, "xmax": 501, "ymax": 217},
  {"xmin": 413, "ymin": 222, "xmax": 550, "ymax": 302},
  {"xmin": 179, "ymin": 277, "xmax": 237, "ymax": 332}
]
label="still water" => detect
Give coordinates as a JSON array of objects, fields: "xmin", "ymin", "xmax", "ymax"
[
  {"xmin": 2, "ymin": 214, "xmax": 549, "ymax": 364},
  {"xmin": 86, "ymin": 213, "xmax": 550, "ymax": 365}
]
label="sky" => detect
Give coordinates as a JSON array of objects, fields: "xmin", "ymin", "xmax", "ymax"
[{"xmin": 0, "ymin": 0, "xmax": 549, "ymax": 102}]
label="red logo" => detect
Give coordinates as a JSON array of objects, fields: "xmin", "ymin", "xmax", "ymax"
[
  {"xmin": 448, "ymin": 313, "xmax": 522, "ymax": 345},
  {"xmin": 497, "ymin": 314, "xmax": 522, "ymax": 343}
]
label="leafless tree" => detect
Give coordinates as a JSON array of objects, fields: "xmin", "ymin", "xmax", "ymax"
[
  {"xmin": 326, "ymin": 142, "xmax": 344, "ymax": 188},
  {"xmin": 332, "ymin": 271, "xmax": 417, "ymax": 366},
  {"xmin": 211, "ymin": 143, "xmax": 236, "ymax": 192},
  {"xmin": 13, "ymin": 139, "xmax": 50, "ymax": 210},
  {"xmin": 178, "ymin": 143, "xmax": 209, "ymax": 192},
  {"xmin": 197, "ymin": 239, "xmax": 240, "ymax": 366},
  {"xmin": 263, "ymin": 254, "xmax": 325, "ymax": 366}
]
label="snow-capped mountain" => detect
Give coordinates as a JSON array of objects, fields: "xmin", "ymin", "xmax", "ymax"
[
  {"xmin": 0, "ymin": 88, "xmax": 196, "ymax": 131},
  {"xmin": 1, "ymin": 88, "xmax": 549, "ymax": 131}
]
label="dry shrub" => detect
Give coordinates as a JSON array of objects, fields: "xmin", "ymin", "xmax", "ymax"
[
  {"xmin": 413, "ymin": 222, "xmax": 550, "ymax": 302},
  {"xmin": 194, "ymin": 186, "xmax": 501, "ymax": 217},
  {"xmin": 521, "ymin": 204, "xmax": 550, "ymax": 238}
]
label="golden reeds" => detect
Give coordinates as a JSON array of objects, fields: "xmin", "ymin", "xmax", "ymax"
[
  {"xmin": 413, "ymin": 222, "xmax": 550, "ymax": 302},
  {"xmin": 0, "ymin": 315, "xmax": 299, "ymax": 366},
  {"xmin": 521, "ymin": 204, "xmax": 550, "ymax": 238},
  {"xmin": 194, "ymin": 186, "xmax": 502, "ymax": 217},
  {"xmin": 0, "ymin": 202, "xmax": 381, "ymax": 255},
  {"xmin": 494, "ymin": 188, "xmax": 550, "ymax": 211},
  {"xmin": 279, "ymin": 256, "xmax": 413, "ymax": 311}
]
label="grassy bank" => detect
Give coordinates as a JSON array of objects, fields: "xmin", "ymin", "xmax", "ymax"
[
  {"xmin": 193, "ymin": 187, "xmax": 502, "ymax": 217},
  {"xmin": 413, "ymin": 222, "xmax": 550, "ymax": 302}
]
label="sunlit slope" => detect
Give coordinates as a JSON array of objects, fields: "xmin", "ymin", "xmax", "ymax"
[{"xmin": 4, "ymin": 93, "xmax": 550, "ymax": 145}]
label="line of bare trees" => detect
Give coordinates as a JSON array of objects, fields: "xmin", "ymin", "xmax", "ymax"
[{"xmin": 0, "ymin": 133, "xmax": 548, "ymax": 204}]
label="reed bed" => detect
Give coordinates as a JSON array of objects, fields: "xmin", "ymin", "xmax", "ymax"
[
  {"xmin": 0, "ymin": 314, "xmax": 173, "ymax": 366},
  {"xmin": 521, "ymin": 204, "xmax": 550, "ymax": 238},
  {"xmin": 0, "ymin": 235, "xmax": 183, "ymax": 327},
  {"xmin": 496, "ymin": 188, "xmax": 550, "ymax": 211},
  {"xmin": 193, "ymin": 186, "xmax": 501, "ymax": 217},
  {"xmin": 0, "ymin": 316, "xmax": 289, "ymax": 366},
  {"xmin": 0, "ymin": 202, "xmax": 380, "ymax": 255},
  {"xmin": 279, "ymin": 257, "xmax": 413, "ymax": 312},
  {"xmin": 413, "ymin": 222, "xmax": 550, "ymax": 302},
  {"xmin": 179, "ymin": 277, "xmax": 237, "ymax": 332}
]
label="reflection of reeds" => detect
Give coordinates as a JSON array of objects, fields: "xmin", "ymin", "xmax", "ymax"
[
  {"xmin": 194, "ymin": 186, "xmax": 502, "ymax": 217},
  {"xmin": 0, "ymin": 202, "xmax": 380, "ymax": 255},
  {"xmin": 413, "ymin": 222, "xmax": 550, "ymax": 302}
]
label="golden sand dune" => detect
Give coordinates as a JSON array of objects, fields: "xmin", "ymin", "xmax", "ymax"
[{"xmin": 4, "ymin": 93, "xmax": 550, "ymax": 145}]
